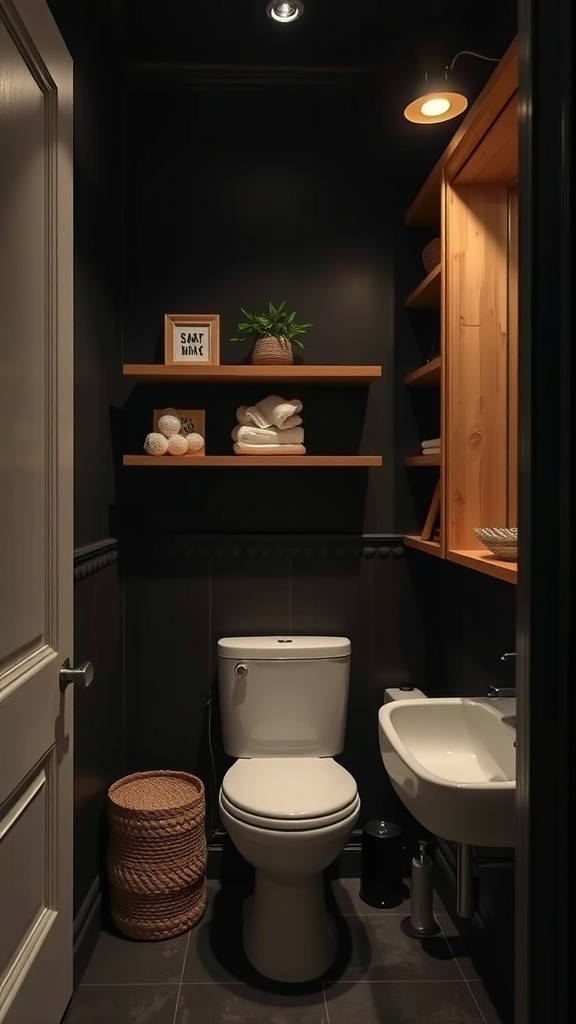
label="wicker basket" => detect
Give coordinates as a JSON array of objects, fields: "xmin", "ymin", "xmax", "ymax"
[
  {"xmin": 422, "ymin": 237, "xmax": 441, "ymax": 274},
  {"xmin": 251, "ymin": 335, "xmax": 294, "ymax": 365},
  {"xmin": 107, "ymin": 770, "xmax": 206, "ymax": 940}
]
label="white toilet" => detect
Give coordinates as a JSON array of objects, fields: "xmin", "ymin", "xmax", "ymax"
[{"xmin": 217, "ymin": 635, "xmax": 360, "ymax": 983}]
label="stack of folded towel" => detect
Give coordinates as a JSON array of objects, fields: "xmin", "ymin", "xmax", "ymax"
[
  {"xmin": 232, "ymin": 394, "xmax": 306, "ymax": 455},
  {"xmin": 421, "ymin": 437, "xmax": 441, "ymax": 455}
]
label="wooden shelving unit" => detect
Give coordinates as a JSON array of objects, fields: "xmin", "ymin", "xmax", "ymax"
[
  {"xmin": 405, "ymin": 264, "xmax": 441, "ymax": 309},
  {"xmin": 123, "ymin": 364, "xmax": 382, "ymax": 385},
  {"xmin": 401, "ymin": 35, "xmax": 518, "ymax": 583},
  {"xmin": 405, "ymin": 357, "xmax": 441, "ymax": 387},
  {"xmin": 123, "ymin": 363, "xmax": 383, "ymax": 467},
  {"xmin": 404, "ymin": 454, "xmax": 441, "ymax": 467},
  {"xmin": 404, "ymin": 535, "xmax": 443, "ymax": 558},
  {"xmin": 447, "ymin": 549, "xmax": 517, "ymax": 584},
  {"xmin": 123, "ymin": 455, "xmax": 382, "ymax": 468}
]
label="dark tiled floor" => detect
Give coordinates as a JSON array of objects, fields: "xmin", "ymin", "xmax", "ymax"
[{"xmin": 63, "ymin": 879, "xmax": 505, "ymax": 1024}]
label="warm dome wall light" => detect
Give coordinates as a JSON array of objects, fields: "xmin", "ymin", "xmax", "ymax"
[
  {"xmin": 266, "ymin": 0, "xmax": 304, "ymax": 23},
  {"xmin": 404, "ymin": 50, "xmax": 500, "ymax": 124}
]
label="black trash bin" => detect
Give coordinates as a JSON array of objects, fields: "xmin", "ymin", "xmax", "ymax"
[{"xmin": 359, "ymin": 820, "xmax": 405, "ymax": 909}]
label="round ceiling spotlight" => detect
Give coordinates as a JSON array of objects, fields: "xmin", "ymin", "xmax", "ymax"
[{"xmin": 266, "ymin": 1, "xmax": 304, "ymax": 24}]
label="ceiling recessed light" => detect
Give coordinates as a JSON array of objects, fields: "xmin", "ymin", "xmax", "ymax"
[{"xmin": 266, "ymin": 1, "xmax": 304, "ymax": 24}]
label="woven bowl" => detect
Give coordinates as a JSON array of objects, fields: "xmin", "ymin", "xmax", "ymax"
[
  {"xmin": 474, "ymin": 527, "xmax": 518, "ymax": 562},
  {"xmin": 422, "ymin": 237, "xmax": 441, "ymax": 274}
]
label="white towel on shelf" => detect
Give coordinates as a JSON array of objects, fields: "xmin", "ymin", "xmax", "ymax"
[
  {"xmin": 421, "ymin": 438, "xmax": 441, "ymax": 449},
  {"xmin": 233, "ymin": 441, "xmax": 306, "ymax": 455},
  {"xmin": 421, "ymin": 447, "xmax": 441, "ymax": 455},
  {"xmin": 243, "ymin": 395, "xmax": 303, "ymax": 429},
  {"xmin": 231, "ymin": 424, "xmax": 304, "ymax": 446},
  {"xmin": 236, "ymin": 405, "xmax": 302, "ymax": 429}
]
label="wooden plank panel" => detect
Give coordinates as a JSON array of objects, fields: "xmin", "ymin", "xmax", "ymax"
[
  {"xmin": 445, "ymin": 184, "xmax": 509, "ymax": 551},
  {"xmin": 507, "ymin": 185, "xmax": 519, "ymax": 526},
  {"xmin": 123, "ymin": 455, "xmax": 382, "ymax": 467},
  {"xmin": 405, "ymin": 356, "xmax": 441, "ymax": 386},
  {"xmin": 453, "ymin": 95, "xmax": 519, "ymax": 186},
  {"xmin": 123, "ymin": 364, "xmax": 382, "ymax": 384},
  {"xmin": 448, "ymin": 549, "xmax": 517, "ymax": 584},
  {"xmin": 405, "ymin": 265, "xmax": 441, "ymax": 309},
  {"xmin": 404, "ymin": 455, "xmax": 441, "ymax": 466}
]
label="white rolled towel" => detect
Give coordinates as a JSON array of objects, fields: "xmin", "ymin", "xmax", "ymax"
[
  {"xmin": 242, "ymin": 395, "xmax": 303, "ymax": 429},
  {"xmin": 231, "ymin": 424, "xmax": 304, "ymax": 446},
  {"xmin": 233, "ymin": 441, "xmax": 306, "ymax": 455},
  {"xmin": 236, "ymin": 404, "xmax": 302, "ymax": 429},
  {"xmin": 421, "ymin": 447, "xmax": 441, "ymax": 454},
  {"xmin": 421, "ymin": 438, "xmax": 441, "ymax": 449}
]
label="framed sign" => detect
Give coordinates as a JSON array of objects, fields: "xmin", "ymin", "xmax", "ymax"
[{"xmin": 164, "ymin": 313, "xmax": 220, "ymax": 366}]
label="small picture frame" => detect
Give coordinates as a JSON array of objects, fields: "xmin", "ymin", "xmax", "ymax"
[
  {"xmin": 164, "ymin": 313, "xmax": 220, "ymax": 366},
  {"xmin": 153, "ymin": 408, "xmax": 206, "ymax": 455}
]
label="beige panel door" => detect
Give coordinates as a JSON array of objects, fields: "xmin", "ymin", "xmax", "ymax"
[{"xmin": 0, "ymin": 1, "xmax": 74, "ymax": 1022}]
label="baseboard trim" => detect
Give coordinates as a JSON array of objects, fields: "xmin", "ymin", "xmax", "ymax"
[{"xmin": 73, "ymin": 877, "xmax": 102, "ymax": 987}]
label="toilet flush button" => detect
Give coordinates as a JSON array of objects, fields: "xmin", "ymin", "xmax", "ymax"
[{"xmin": 234, "ymin": 663, "xmax": 248, "ymax": 678}]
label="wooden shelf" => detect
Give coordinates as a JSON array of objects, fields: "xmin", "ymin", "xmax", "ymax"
[
  {"xmin": 405, "ymin": 265, "xmax": 441, "ymax": 309},
  {"xmin": 404, "ymin": 454, "xmax": 441, "ymax": 466},
  {"xmin": 404, "ymin": 535, "xmax": 443, "ymax": 557},
  {"xmin": 405, "ymin": 356, "xmax": 441, "ymax": 386},
  {"xmin": 123, "ymin": 364, "xmax": 382, "ymax": 385},
  {"xmin": 123, "ymin": 455, "xmax": 382, "ymax": 468},
  {"xmin": 447, "ymin": 549, "xmax": 517, "ymax": 584}
]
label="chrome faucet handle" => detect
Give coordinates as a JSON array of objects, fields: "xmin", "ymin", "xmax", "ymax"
[
  {"xmin": 500, "ymin": 652, "xmax": 517, "ymax": 661},
  {"xmin": 488, "ymin": 684, "xmax": 516, "ymax": 698}
]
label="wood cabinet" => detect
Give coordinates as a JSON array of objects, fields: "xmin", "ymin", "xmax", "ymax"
[{"xmin": 403, "ymin": 37, "xmax": 519, "ymax": 584}]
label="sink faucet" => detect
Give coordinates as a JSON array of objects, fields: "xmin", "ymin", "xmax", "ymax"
[
  {"xmin": 488, "ymin": 684, "xmax": 516, "ymax": 698},
  {"xmin": 488, "ymin": 652, "xmax": 517, "ymax": 698}
]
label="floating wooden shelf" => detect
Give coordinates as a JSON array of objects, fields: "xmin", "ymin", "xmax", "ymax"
[
  {"xmin": 403, "ymin": 535, "xmax": 443, "ymax": 558},
  {"xmin": 123, "ymin": 364, "xmax": 382, "ymax": 385},
  {"xmin": 405, "ymin": 265, "xmax": 441, "ymax": 309},
  {"xmin": 447, "ymin": 549, "xmax": 517, "ymax": 584},
  {"xmin": 123, "ymin": 455, "xmax": 382, "ymax": 468},
  {"xmin": 404, "ymin": 454, "xmax": 441, "ymax": 466},
  {"xmin": 405, "ymin": 356, "xmax": 441, "ymax": 386}
]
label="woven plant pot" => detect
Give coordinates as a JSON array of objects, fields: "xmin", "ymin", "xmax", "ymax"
[
  {"xmin": 107, "ymin": 770, "xmax": 206, "ymax": 940},
  {"xmin": 422, "ymin": 237, "xmax": 441, "ymax": 274},
  {"xmin": 251, "ymin": 335, "xmax": 294, "ymax": 365}
]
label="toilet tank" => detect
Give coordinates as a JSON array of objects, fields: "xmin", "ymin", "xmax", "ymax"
[{"xmin": 217, "ymin": 636, "xmax": 351, "ymax": 758}]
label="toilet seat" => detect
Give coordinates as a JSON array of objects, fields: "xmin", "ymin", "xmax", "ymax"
[{"xmin": 220, "ymin": 757, "xmax": 359, "ymax": 832}]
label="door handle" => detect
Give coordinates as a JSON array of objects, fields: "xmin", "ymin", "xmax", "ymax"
[{"xmin": 59, "ymin": 658, "xmax": 94, "ymax": 691}]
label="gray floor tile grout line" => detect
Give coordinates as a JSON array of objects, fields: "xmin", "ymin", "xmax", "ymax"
[
  {"xmin": 465, "ymin": 981, "xmax": 490, "ymax": 1024},
  {"xmin": 436, "ymin": 914, "xmax": 468, "ymax": 982},
  {"xmin": 321, "ymin": 981, "xmax": 331, "ymax": 1024},
  {"xmin": 171, "ymin": 930, "xmax": 191, "ymax": 1024}
]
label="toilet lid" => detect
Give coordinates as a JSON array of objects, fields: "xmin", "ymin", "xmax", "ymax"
[{"xmin": 221, "ymin": 758, "xmax": 358, "ymax": 823}]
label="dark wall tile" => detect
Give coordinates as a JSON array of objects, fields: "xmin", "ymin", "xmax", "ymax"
[
  {"xmin": 73, "ymin": 562, "xmax": 124, "ymax": 917},
  {"xmin": 124, "ymin": 544, "xmax": 211, "ymax": 773}
]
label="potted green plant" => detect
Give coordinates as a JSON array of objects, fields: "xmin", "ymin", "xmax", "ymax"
[{"xmin": 230, "ymin": 301, "xmax": 312, "ymax": 365}]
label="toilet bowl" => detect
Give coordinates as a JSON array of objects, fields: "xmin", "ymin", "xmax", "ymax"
[{"xmin": 217, "ymin": 636, "xmax": 359, "ymax": 982}]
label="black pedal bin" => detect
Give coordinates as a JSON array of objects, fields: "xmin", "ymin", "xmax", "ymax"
[{"xmin": 359, "ymin": 820, "xmax": 404, "ymax": 909}]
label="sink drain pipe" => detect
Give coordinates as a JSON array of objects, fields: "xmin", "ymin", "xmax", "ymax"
[{"xmin": 456, "ymin": 843, "xmax": 475, "ymax": 918}]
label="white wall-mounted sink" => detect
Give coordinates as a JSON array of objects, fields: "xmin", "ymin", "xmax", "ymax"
[{"xmin": 378, "ymin": 698, "xmax": 516, "ymax": 847}]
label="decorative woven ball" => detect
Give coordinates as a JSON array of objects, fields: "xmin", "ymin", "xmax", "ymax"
[
  {"xmin": 143, "ymin": 432, "xmax": 169, "ymax": 456},
  {"xmin": 167, "ymin": 433, "xmax": 189, "ymax": 456},
  {"xmin": 186, "ymin": 432, "xmax": 204, "ymax": 453},
  {"xmin": 157, "ymin": 409, "xmax": 181, "ymax": 437}
]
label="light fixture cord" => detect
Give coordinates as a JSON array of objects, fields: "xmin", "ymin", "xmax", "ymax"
[{"xmin": 449, "ymin": 50, "xmax": 500, "ymax": 71}]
